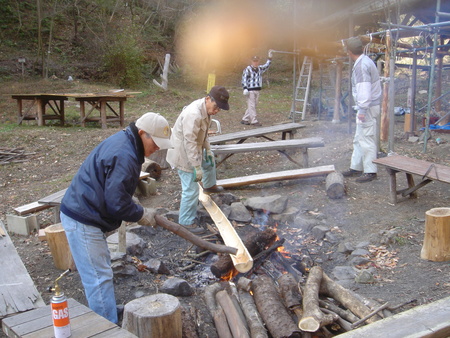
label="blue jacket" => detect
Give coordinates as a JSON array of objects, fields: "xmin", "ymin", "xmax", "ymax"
[{"xmin": 61, "ymin": 123, "xmax": 144, "ymax": 232}]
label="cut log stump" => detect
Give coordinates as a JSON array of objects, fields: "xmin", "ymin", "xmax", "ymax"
[
  {"xmin": 122, "ymin": 293, "xmax": 182, "ymax": 338},
  {"xmin": 326, "ymin": 172, "xmax": 345, "ymax": 199},
  {"xmin": 44, "ymin": 223, "xmax": 76, "ymax": 271},
  {"xmin": 421, "ymin": 207, "xmax": 450, "ymax": 261}
]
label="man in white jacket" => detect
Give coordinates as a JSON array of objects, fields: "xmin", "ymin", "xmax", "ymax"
[
  {"xmin": 342, "ymin": 37, "xmax": 382, "ymax": 183},
  {"xmin": 166, "ymin": 86, "xmax": 230, "ymax": 233}
]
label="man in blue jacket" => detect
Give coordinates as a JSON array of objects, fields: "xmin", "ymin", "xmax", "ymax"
[{"xmin": 60, "ymin": 112, "xmax": 172, "ymax": 323}]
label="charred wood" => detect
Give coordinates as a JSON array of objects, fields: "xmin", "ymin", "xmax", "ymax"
[
  {"xmin": 299, "ymin": 266, "xmax": 336, "ymax": 332},
  {"xmin": 252, "ymin": 275, "xmax": 301, "ymax": 338},
  {"xmin": 278, "ymin": 273, "xmax": 304, "ymax": 325},
  {"xmin": 155, "ymin": 215, "xmax": 237, "ymax": 255},
  {"xmin": 319, "ymin": 299, "xmax": 359, "ymax": 323},
  {"xmin": 320, "ymin": 307, "xmax": 353, "ymax": 332},
  {"xmin": 211, "ymin": 228, "xmax": 277, "ymax": 278}
]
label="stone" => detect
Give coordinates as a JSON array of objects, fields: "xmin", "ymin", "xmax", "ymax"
[
  {"xmin": 351, "ymin": 248, "xmax": 369, "ymax": 256},
  {"xmin": 229, "ymin": 202, "xmax": 252, "ymax": 223},
  {"xmin": 355, "ymin": 270, "xmax": 376, "ymax": 284},
  {"xmin": 337, "ymin": 242, "xmax": 355, "ymax": 254},
  {"xmin": 332, "ymin": 266, "xmax": 357, "ymax": 281},
  {"xmin": 272, "ymin": 206, "xmax": 299, "ymax": 224},
  {"xmin": 107, "ymin": 232, "xmax": 145, "ymax": 256},
  {"xmin": 242, "ymin": 195, "xmax": 288, "ymax": 214},
  {"xmin": 311, "ymin": 225, "xmax": 329, "ymax": 240},
  {"xmin": 161, "ymin": 278, "xmax": 193, "ymax": 297}
]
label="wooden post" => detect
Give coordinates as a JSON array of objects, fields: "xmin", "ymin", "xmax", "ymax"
[
  {"xmin": 421, "ymin": 207, "xmax": 450, "ymax": 262},
  {"xmin": 381, "ymin": 31, "xmax": 390, "ymax": 141},
  {"xmin": 44, "ymin": 223, "xmax": 76, "ymax": 271},
  {"xmin": 122, "ymin": 293, "xmax": 181, "ymax": 338},
  {"xmin": 332, "ymin": 61, "xmax": 342, "ymax": 123}
]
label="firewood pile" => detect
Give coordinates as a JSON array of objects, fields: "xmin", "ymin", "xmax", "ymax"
[
  {"xmin": 203, "ymin": 228, "xmax": 412, "ymax": 337},
  {"xmin": 0, "ymin": 147, "xmax": 35, "ymax": 165}
]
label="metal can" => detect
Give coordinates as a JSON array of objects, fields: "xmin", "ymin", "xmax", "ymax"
[{"xmin": 51, "ymin": 293, "xmax": 71, "ymax": 338}]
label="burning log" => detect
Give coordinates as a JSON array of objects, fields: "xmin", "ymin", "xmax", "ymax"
[
  {"xmin": 216, "ymin": 290, "xmax": 250, "ymax": 338},
  {"xmin": 155, "ymin": 215, "xmax": 237, "ymax": 255},
  {"xmin": 299, "ymin": 266, "xmax": 336, "ymax": 332},
  {"xmin": 320, "ymin": 271, "xmax": 381, "ymax": 324},
  {"xmin": 210, "ymin": 228, "xmax": 277, "ymax": 278},
  {"xmin": 252, "ymin": 275, "xmax": 302, "ymax": 338},
  {"xmin": 204, "ymin": 283, "xmax": 232, "ymax": 338}
]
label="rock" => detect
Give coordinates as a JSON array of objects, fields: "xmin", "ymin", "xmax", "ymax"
[
  {"xmin": 293, "ymin": 215, "xmax": 317, "ymax": 232},
  {"xmin": 112, "ymin": 261, "xmax": 137, "ymax": 277},
  {"xmin": 337, "ymin": 242, "xmax": 355, "ymax": 254},
  {"xmin": 272, "ymin": 206, "xmax": 299, "ymax": 224},
  {"xmin": 356, "ymin": 241, "xmax": 370, "ymax": 249},
  {"xmin": 242, "ymin": 195, "xmax": 288, "ymax": 214},
  {"xmin": 229, "ymin": 202, "xmax": 252, "ymax": 223},
  {"xmin": 143, "ymin": 258, "xmax": 170, "ymax": 274},
  {"xmin": 332, "ymin": 266, "xmax": 357, "ymax": 281},
  {"xmin": 219, "ymin": 204, "xmax": 231, "ymax": 218},
  {"xmin": 161, "ymin": 278, "xmax": 193, "ymax": 297},
  {"xmin": 349, "ymin": 256, "xmax": 371, "ymax": 266},
  {"xmin": 355, "ymin": 270, "xmax": 376, "ymax": 284},
  {"xmin": 311, "ymin": 225, "xmax": 329, "ymax": 240},
  {"xmin": 351, "ymin": 248, "xmax": 369, "ymax": 256},
  {"xmin": 211, "ymin": 192, "xmax": 240, "ymax": 206},
  {"xmin": 107, "ymin": 232, "xmax": 145, "ymax": 256}
]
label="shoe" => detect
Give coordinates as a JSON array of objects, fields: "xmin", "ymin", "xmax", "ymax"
[
  {"xmin": 181, "ymin": 224, "xmax": 206, "ymax": 234},
  {"xmin": 355, "ymin": 173, "xmax": 377, "ymax": 183},
  {"xmin": 117, "ymin": 304, "xmax": 124, "ymax": 324},
  {"xmin": 342, "ymin": 168, "xmax": 362, "ymax": 177},
  {"xmin": 203, "ymin": 185, "xmax": 225, "ymax": 194},
  {"xmin": 250, "ymin": 122, "xmax": 262, "ymax": 127},
  {"xmin": 240, "ymin": 120, "xmax": 250, "ymax": 125}
]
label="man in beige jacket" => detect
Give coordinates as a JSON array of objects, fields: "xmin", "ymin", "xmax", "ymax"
[{"xmin": 166, "ymin": 86, "xmax": 230, "ymax": 233}]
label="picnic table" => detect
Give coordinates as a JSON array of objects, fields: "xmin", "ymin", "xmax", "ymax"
[{"xmin": 12, "ymin": 91, "xmax": 139, "ymax": 128}]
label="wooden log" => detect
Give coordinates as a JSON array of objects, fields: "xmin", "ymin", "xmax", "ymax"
[
  {"xmin": 142, "ymin": 160, "xmax": 162, "ymax": 179},
  {"xmin": 204, "ymin": 283, "xmax": 232, "ymax": 338},
  {"xmin": 299, "ymin": 266, "xmax": 336, "ymax": 332},
  {"xmin": 319, "ymin": 299, "xmax": 359, "ymax": 323},
  {"xmin": 278, "ymin": 273, "xmax": 304, "ymax": 325},
  {"xmin": 320, "ymin": 272, "xmax": 381, "ymax": 324},
  {"xmin": 238, "ymin": 288, "xmax": 268, "ymax": 338},
  {"xmin": 326, "ymin": 172, "xmax": 345, "ymax": 199},
  {"xmin": 122, "ymin": 293, "xmax": 181, "ymax": 338},
  {"xmin": 44, "ymin": 223, "xmax": 76, "ymax": 271},
  {"xmin": 155, "ymin": 215, "xmax": 237, "ymax": 255},
  {"xmin": 420, "ymin": 207, "xmax": 450, "ymax": 261},
  {"xmin": 216, "ymin": 290, "xmax": 250, "ymax": 338},
  {"xmin": 252, "ymin": 275, "xmax": 302, "ymax": 338},
  {"xmin": 210, "ymin": 228, "xmax": 277, "ymax": 278}
]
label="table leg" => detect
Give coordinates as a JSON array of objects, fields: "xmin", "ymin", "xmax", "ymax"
[
  {"xmin": 80, "ymin": 101, "xmax": 86, "ymax": 127},
  {"xmin": 100, "ymin": 100, "xmax": 107, "ymax": 129},
  {"xmin": 120, "ymin": 101, "xmax": 124, "ymax": 127},
  {"xmin": 387, "ymin": 168, "xmax": 397, "ymax": 204},
  {"xmin": 406, "ymin": 173, "xmax": 417, "ymax": 199},
  {"xmin": 16, "ymin": 99, "xmax": 23, "ymax": 125},
  {"xmin": 37, "ymin": 99, "xmax": 45, "ymax": 126},
  {"xmin": 59, "ymin": 99, "xmax": 65, "ymax": 126}
]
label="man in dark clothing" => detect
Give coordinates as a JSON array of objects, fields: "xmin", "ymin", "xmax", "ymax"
[{"xmin": 60, "ymin": 112, "xmax": 172, "ymax": 323}]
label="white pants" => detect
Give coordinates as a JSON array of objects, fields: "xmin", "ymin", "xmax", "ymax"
[
  {"xmin": 242, "ymin": 90, "xmax": 260, "ymax": 124},
  {"xmin": 350, "ymin": 105, "xmax": 380, "ymax": 174}
]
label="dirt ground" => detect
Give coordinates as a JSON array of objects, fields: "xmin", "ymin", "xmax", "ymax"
[{"xmin": 1, "ymin": 85, "xmax": 450, "ymax": 336}]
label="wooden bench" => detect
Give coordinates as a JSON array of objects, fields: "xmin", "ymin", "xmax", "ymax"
[
  {"xmin": 2, "ymin": 298, "xmax": 137, "ymax": 337},
  {"xmin": 210, "ymin": 137, "xmax": 324, "ymax": 167},
  {"xmin": 209, "ymin": 122, "xmax": 305, "ymax": 145},
  {"xmin": 13, "ymin": 172, "xmax": 151, "ymax": 218},
  {"xmin": 373, "ymin": 154, "xmax": 450, "ymax": 204},
  {"xmin": 217, "ymin": 165, "xmax": 336, "ymax": 188}
]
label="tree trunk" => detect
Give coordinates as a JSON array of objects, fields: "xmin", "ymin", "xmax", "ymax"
[
  {"xmin": 215, "ymin": 290, "xmax": 250, "ymax": 338},
  {"xmin": 210, "ymin": 228, "xmax": 277, "ymax": 278},
  {"xmin": 44, "ymin": 223, "xmax": 76, "ymax": 271},
  {"xmin": 299, "ymin": 266, "xmax": 336, "ymax": 332},
  {"xmin": 421, "ymin": 207, "xmax": 450, "ymax": 261},
  {"xmin": 122, "ymin": 293, "xmax": 181, "ymax": 338},
  {"xmin": 252, "ymin": 275, "xmax": 301, "ymax": 338},
  {"xmin": 326, "ymin": 172, "xmax": 345, "ymax": 199}
]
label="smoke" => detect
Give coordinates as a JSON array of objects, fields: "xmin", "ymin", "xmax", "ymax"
[{"xmin": 175, "ymin": 0, "xmax": 296, "ymax": 77}]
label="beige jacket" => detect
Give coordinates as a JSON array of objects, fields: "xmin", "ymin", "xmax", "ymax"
[{"xmin": 166, "ymin": 98, "xmax": 211, "ymax": 172}]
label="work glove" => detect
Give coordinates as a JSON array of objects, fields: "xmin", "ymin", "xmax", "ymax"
[
  {"xmin": 132, "ymin": 195, "xmax": 141, "ymax": 205},
  {"xmin": 193, "ymin": 165, "xmax": 203, "ymax": 182},
  {"xmin": 268, "ymin": 49, "xmax": 274, "ymax": 58},
  {"xmin": 243, "ymin": 89, "xmax": 249, "ymax": 96},
  {"xmin": 205, "ymin": 149, "xmax": 214, "ymax": 167},
  {"xmin": 138, "ymin": 207, "xmax": 157, "ymax": 227}
]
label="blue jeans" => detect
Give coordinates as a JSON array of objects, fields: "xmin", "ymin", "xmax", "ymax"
[
  {"xmin": 60, "ymin": 212, "xmax": 118, "ymax": 324},
  {"xmin": 178, "ymin": 152, "xmax": 217, "ymax": 225}
]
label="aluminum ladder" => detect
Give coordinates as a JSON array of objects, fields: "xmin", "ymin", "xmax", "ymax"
[{"xmin": 292, "ymin": 56, "xmax": 313, "ymax": 121}]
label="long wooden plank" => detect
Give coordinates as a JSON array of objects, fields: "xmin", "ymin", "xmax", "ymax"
[
  {"xmin": 338, "ymin": 296, "xmax": 450, "ymax": 338},
  {"xmin": 209, "ymin": 122, "xmax": 305, "ymax": 144},
  {"xmin": 0, "ymin": 221, "xmax": 45, "ymax": 320},
  {"xmin": 14, "ymin": 202, "xmax": 52, "ymax": 215},
  {"xmin": 211, "ymin": 137, "xmax": 324, "ymax": 154},
  {"xmin": 374, "ymin": 155, "xmax": 450, "ymax": 183},
  {"xmin": 217, "ymin": 165, "xmax": 335, "ymax": 188}
]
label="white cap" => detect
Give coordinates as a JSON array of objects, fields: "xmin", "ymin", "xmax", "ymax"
[{"xmin": 135, "ymin": 113, "xmax": 173, "ymax": 149}]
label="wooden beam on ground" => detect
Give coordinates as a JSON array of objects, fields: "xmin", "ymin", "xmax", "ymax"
[
  {"xmin": 337, "ymin": 296, "xmax": 450, "ymax": 338},
  {"xmin": 216, "ymin": 165, "xmax": 335, "ymax": 188}
]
